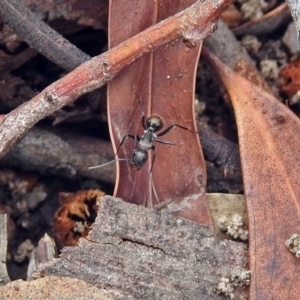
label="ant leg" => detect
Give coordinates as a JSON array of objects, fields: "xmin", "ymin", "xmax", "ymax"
[
  {"xmin": 155, "ymin": 139, "xmax": 175, "ymax": 145},
  {"xmin": 134, "ymin": 92, "xmax": 147, "ymax": 130},
  {"xmin": 150, "ymin": 171, "xmax": 160, "ymax": 205},
  {"xmin": 157, "ymin": 123, "xmax": 196, "ymax": 137},
  {"xmin": 142, "ymin": 166, "xmax": 160, "ymax": 206},
  {"xmin": 115, "ymin": 134, "xmax": 139, "ymax": 155},
  {"xmin": 134, "ymin": 134, "xmax": 141, "ymax": 148},
  {"xmin": 89, "ymin": 135, "xmax": 137, "ymax": 170},
  {"xmin": 149, "ymin": 145, "xmax": 156, "ymax": 172}
]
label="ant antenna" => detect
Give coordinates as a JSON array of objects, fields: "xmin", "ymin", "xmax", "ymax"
[
  {"xmin": 134, "ymin": 91, "xmax": 147, "ymax": 130},
  {"xmin": 88, "ymin": 158, "xmax": 131, "ymax": 170}
]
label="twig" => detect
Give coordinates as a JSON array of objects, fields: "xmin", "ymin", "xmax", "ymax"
[
  {"xmin": 0, "ymin": 128, "xmax": 115, "ymax": 183},
  {"xmin": 0, "ymin": 0, "xmax": 234, "ymax": 159},
  {"xmin": 0, "ymin": 0, "xmax": 90, "ymax": 72}
]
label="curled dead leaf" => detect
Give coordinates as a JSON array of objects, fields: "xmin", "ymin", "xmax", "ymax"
[{"xmin": 204, "ymin": 47, "xmax": 300, "ymax": 299}]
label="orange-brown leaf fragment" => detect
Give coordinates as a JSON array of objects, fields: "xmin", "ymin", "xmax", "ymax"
[
  {"xmin": 52, "ymin": 189, "xmax": 105, "ymax": 247},
  {"xmin": 204, "ymin": 48, "xmax": 300, "ymax": 299},
  {"xmin": 278, "ymin": 59, "xmax": 300, "ymax": 98}
]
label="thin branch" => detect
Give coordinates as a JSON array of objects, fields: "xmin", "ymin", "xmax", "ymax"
[
  {"xmin": 0, "ymin": 128, "xmax": 115, "ymax": 183},
  {"xmin": 0, "ymin": 0, "xmax": 234, "ymax": 158},
  {"xmin": 0, "ymin": 0, "xmax": 90, "ymax": 72}
]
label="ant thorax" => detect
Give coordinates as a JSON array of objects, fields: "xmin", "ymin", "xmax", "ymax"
[{"xmin": 139, "ymin": 136, "xmax": 153, "ymax": 150}]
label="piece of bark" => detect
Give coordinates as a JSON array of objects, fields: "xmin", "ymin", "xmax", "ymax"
[
  {"xmin": 0, "ymin": 214, "xmax": 10, "ymax": 286},
  {"xmin": 0, "ymin": 127, "xmax": 115, "ymax": 183},
  {"xmin": 35, "ymin": 196, "xmax": 248, "ymax": 299},
  {"xmin": 27, "ymin": 234, "xmax": 57, "ymax": 281},
  {"xmin": 0, "ymin": 276, "xmax": 115, "ymax": 300}
]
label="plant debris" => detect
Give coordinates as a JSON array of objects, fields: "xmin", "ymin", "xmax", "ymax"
[
  {"xmin": 285, "ymin": 234, "xmax": 300, "ymax": 258},
  {"xmin": 218, "ymin": 214, "xmax": 249, "ymax": 241},
  {"xmin": 215, "ymin": 267, "xmax": 250, "ymax": 299}
]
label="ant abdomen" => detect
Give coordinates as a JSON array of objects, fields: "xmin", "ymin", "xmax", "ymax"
[{"xmin": 130, "ymin": 148, "xmax": 148, "ymax": 170}]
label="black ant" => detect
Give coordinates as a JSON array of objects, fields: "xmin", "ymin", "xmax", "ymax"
[{"xmin": 89, "ymin": 95, "xmax": 193, "ymax": 173}]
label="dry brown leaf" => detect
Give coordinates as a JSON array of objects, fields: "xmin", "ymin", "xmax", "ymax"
[
  {"xmin": 108, "ymin": 0, "xmax": 211, "ymax": 226},
  {"xmin": 204, "ymin": 48, "xmax": 300, "ymax": 299}
]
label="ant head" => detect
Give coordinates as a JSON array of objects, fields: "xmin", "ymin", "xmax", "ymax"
[{"xmin": 146, "ymin": 115, "xmax": 164, "ymax": 132}]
